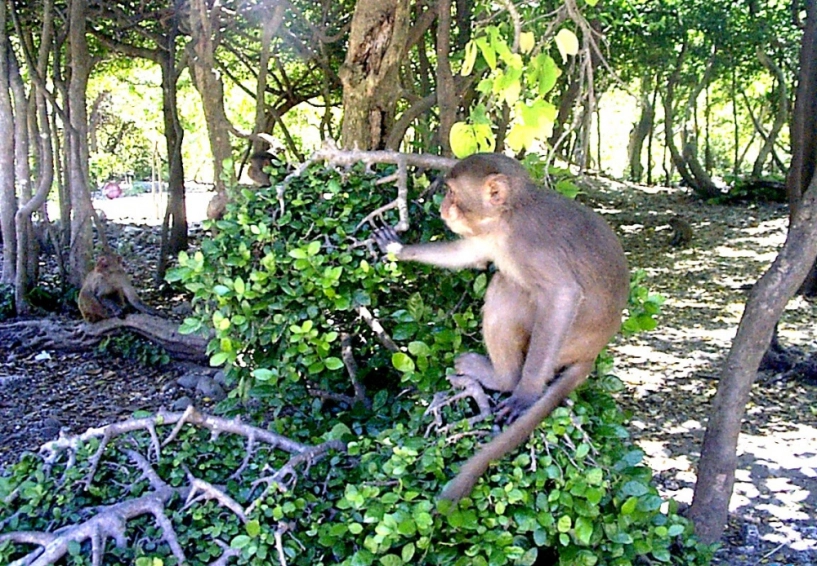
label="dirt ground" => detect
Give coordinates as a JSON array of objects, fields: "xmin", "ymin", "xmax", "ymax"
[{"xmin": 1, "ymin": 183, "xmax": 816, "ymax": 565}]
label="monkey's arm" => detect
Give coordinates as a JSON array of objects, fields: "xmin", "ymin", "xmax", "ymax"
[
  {"xmin": 373, "ymin": 227, "xmax": 491, "ymax": 270},
  {"xmin": 121, "ymin": 285, "xmax": 162, "ymax": 317}
]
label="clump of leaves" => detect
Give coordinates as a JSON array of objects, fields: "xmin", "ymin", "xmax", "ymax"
[{"xmin": 98, "ymin": 333, "xmax": 170, "ymax": 367}]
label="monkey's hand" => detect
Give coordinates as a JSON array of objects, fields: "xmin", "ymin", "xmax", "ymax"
[
  {"xmin": 372, "ymin": 226, "xmax": 404, "ymax": 256},
  {"xmin": 495, "ymin": 391, "xmax": 537, "ymax": 424}
]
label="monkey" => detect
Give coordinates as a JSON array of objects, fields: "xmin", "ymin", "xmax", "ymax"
[
  {"xmin": 247, "ymin": 151, "xmax": 273, "ymax": 187},
  {"xmin": 206, "ymin": 190, "xmax": 230, "ymax": 221},
  {"xmin": 77, "ymin": 253, "xmax": 159, "ymax": 322},
  {"xmin": 373, "ymin": 153, "xmax": 630, "ymax": 502},
  {"xmin": 667, "ymin": 216, "xmax": 693, "ymax": 247},
  {"xmin": 207, "ymin": 152, "xmax": 275, "ymax": 221}
]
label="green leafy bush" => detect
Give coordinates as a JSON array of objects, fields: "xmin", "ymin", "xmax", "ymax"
[{"xmin": 1, "ymin": 160, "xmax": 712, "ymax": 565}]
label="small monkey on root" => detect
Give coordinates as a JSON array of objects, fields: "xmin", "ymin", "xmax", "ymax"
[
  {"xmin": 78, "ymin": 253, "xmax": 160, "ymax": 322},
  {"xmin": 374, "ymin": 153, "xmax": 629, "ymax": 502}
]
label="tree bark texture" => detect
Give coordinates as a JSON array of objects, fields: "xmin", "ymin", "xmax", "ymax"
[
  {"xmin": 339, "ymin": 0, "xmax": 410, "ymax": 150},
  {"xmin": 688, "ymin": 172, "xmax": 817, "ymax": 543},
  {"xmin": 187, "ymin": 0, "xmax": 235, "ymax": 193},
  {"xmin": 627, "ymin": 74, "xmax": 654, "ymax": 182},
  {"xmin": 0, "ymin": 0, "xmax": 18, "ymax": 285},
  {"xmin": 156, "ymin": 7, "xmax": 187, "ymax": 282},
  {"xmin": 67, "ymin": 0, "xmax": 94, "ymax": 288},
  {"xmin": 787, "ymin": 0, "xmax": 817, "ymax": 297}
]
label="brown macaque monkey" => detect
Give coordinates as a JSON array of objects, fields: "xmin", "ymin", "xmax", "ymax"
[
  {"xmin": 78, "ymin": 253, "xmax": 159, "ymax": 322},
  {"xmin": 667, "ymin": 216, "xmax": 693, "ymax": 247},
  {"xmin": 247, "ymin": 151, "xmax": 273, "ymax": 187},
  {"xmin": 374, "ymin": 153, "xmax": 629, "ymax": 502},
  {"xmin": 206, "ymin": 190, "xmax": 229, "ymax": 221},
  {"xmin": 207, "ymin": 153, "xmax": 274, "ymax": 221}
]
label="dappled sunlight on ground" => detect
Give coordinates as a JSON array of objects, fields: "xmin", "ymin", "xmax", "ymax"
[{"xmin": 589, "ymin": 178, "xmax": 817, "ymax": 563}]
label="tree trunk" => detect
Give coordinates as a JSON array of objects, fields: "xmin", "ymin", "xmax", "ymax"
[
  {"xmin": 156, "ymin": 10, "xmax": 187, "ymax": 282},
  {"xmin": 66, "ymin": 0, "xmax": 94, "ymax": 288},
  {"xmin": 436, "ymin": 0, "xmax": 456, "ymax": 157},
  {"xmin": 339, "ymin": 0, "xmax": 411, "ymax": 150},
  {"xmin": 664, "ymin": 42, "xmax": 720, "ymax": 198},
  {"xmin": 0, "ymin": 1, "xmax": 17, "ymax": 285},
  {"xmin": 786, "ymin": 0, "xmax": 817, "ymax": 298},
  {"xmin": 688, "ymin": 171, "xmax": 817, "ymax": 543},
  {"xmin": 689, "ymin": 0, "xmax": 817, "ymax": 541},
  {"xmin": 186, "ymin": 0, "xmax": 235, "ymax": 193},
  {"xmin": 627, "ymin": 75, "xmax": 654, "ymax": 182}
]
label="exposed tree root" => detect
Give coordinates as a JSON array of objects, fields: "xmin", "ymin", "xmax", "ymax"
[{"xmin": 0, "ymin": 313, "xmax": 210, "ymax": 363}]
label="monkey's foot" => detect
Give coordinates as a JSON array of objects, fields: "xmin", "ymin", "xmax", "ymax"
[
  {"xmin": 494, "ymin": 391, "xmax": 537, "ymax": 424},
  {"xmin": 446, "ymin": 373, "xmax": 492, "ymax": 418}
]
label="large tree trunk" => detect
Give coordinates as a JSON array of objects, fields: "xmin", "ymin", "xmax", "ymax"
[
  {"xmin": 339, "ymin": 0, "xmax": 410, "ymax": 150},
  {"xmin": 0, "ymin": 1, "xmax": 17, "ymax": 285},
  {"xmin": 186, "ymin": 0, "xmax": 235, "ymax": 193},
  {"xmin": 787, "ymin": 0, "xmax": 817, "ymax": 298},
  {"xmin": 66, "ymin": 0, "xmax": 94, "ymax": 288},
  {"xmin": 689, "ymin": 0, "xmax": 817, "ymax": 542}
]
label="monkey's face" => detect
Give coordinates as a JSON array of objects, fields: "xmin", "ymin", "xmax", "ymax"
[{"xmin": 441, "ymin": 176, "xmax": 505, "ymax": 238}]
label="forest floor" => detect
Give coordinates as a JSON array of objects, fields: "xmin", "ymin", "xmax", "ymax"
[{"xmin": 1, "ymin": 182, "xmax": 816, "ymax": 565}]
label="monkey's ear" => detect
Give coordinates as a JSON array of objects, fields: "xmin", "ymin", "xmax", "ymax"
[{"xmin": 484, "ymin": 174, "xmax": 510, "ymax": 207}]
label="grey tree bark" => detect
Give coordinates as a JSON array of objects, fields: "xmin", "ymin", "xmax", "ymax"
[
  {"xmin": 339, "ymin": 0, "xmax": 410, "ymax": 150},
  {"xmin": 0, "ymin": 0, "xmax": 17, "ymax": 285}
]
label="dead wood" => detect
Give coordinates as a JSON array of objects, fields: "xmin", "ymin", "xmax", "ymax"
[{"xmin": 0, "ymin": 406, "xmax": 346, "ymax": 566}]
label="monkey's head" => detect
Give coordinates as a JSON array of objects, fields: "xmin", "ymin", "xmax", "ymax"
[
  {"xmin": 442, "ymin": 153, "xmax": 532, "ymax": 237},
  {"xmin": 95, "ymin": 253, "xmax": 124, "ymax": 273},
  {"xmin": 248, "ymin": 152, "xmax": 273, "ymax": 187}
]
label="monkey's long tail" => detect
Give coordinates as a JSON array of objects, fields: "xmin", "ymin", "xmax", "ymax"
[{"xmin": 438, "ymin": 362, "xmax": 591, "ymax": 503}]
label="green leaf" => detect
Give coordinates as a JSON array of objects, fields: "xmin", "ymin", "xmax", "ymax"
[
  {"xmin": 557, "ymin": 515, "xmax": 572, "ymax": 533},
  {"xmin": 246, "ymin": 520, "xmax": 261, "ymax": 537},
  {"xmin": 520, "ymin": 32, "xmax": 535, "ymax": 54},
  {"xmin": 325, "ymin": 357, "xmax": 344, "ymax": 370},
  {"xmin": 462, "ymin": 40, "xmax": 478, "ymax": 75},
  {"xmin": 392, "ymin": 352, "xmax": 416, "ymax": 373},
  {"xmin": 575, "ymin": 516, "xmax": 594, "ymax": 545},
  {"xmin": 230, "ymin": 534, "xmax": 251, "ymax": 549}
]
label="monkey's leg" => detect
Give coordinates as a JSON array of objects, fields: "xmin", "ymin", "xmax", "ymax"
[{"xmin": 455, "ymin": 273, "xmax": 534, "ymax": 393}]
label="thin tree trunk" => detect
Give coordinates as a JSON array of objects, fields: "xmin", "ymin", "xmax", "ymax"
[
  {"xmin": 0, "ymin": 3, "xmax": 17, "ymax": 286},
  {"xmin": 752, "ymin": 49, "xmax": 788, "ymax": 178},
  {"xmin": 186, "ymin": 0, "xmax": 235, "ymax": 192},
  {"xmin": 66, "ymin": 0, "xmax": 94, "ymax": 288},
  {"xmin": 688, "ymin": 171, "xmax": 817, "ymax": 543},
  {"xmin": 156, "ymin": 7, "xmax": 187, "ymax": 282},
  {"xmin": 436, "ymin": 0, "xmax": 456, "ymax": 156},
  {"xmin": 787, "ymin": 0, "xmax": 817, "ymax": 297}
]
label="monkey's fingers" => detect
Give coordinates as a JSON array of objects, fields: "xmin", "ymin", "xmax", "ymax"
[{"xmin": 372, "ymin": 226, "xmax": 403, "ymax": 255}]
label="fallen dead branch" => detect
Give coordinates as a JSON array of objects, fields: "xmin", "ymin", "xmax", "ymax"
[{"xmin": 0, "ymin": 406, "xmax": 346, "ymax": 566}]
